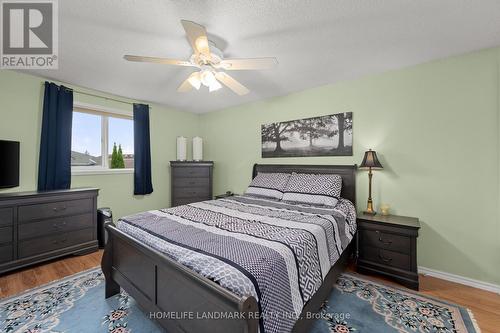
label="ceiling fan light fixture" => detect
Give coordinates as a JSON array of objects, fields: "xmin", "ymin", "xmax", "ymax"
[
  {"xmin": 208, "ymin": 79, "xmax": 222, "ymax": 92},
  {"xmin": 188, "ymin": 72, "xmax": 201, "ymax": 90},
  {"xmin": 201, "ymin": 70, "xmax": 216, "ymax": 87}
]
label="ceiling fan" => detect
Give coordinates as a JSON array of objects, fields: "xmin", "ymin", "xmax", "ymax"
[{"xmin": 124, "ymin": 20, "xmax": 278, "ymax": 96}]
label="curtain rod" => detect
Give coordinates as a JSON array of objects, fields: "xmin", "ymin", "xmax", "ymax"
[
  {"xmin": 70, "ymin": 89, "xmax": 152, "ymax": 108},
  {"xmin": 42, "ymin": 82, "xmax": 151, "ymax": 108}
]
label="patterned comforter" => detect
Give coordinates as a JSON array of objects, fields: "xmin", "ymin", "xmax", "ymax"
[{"xmin": 117, "ymin": 195, "xmax": 356, "ymax": 333}]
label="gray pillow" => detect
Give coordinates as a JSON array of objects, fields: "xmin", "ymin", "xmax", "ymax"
[
  {"xmin": 282, "ymin": 173, "xmax": 342, "ymax": 206},
  {"xmin": 244, "ymin": 172, "xmax": 291, "ymax": 200}
]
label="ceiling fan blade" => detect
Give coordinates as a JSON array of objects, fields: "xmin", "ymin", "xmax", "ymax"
[
  {"xmin": 124, "ymin": 55, "xmax": 193, "ymax": 67},
  {"xmin": 215, "ymin": 72, "xmax": 249, "ymax": 95},
  {"xmin": 177, "ymin": 78, "xmax": 193, "ymax": 93},
  {"xmin": 216, "ymin": 57, "xmax": 278, "ymax": 70},
  {"xmin": 180, "ymin": 20, "xmax": 211, "ymax": 59}
]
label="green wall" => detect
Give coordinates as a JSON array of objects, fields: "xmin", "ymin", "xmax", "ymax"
[
  {"xmin": 0, "ymin": 70, "xmax": 200, "ymax": 219},
  {"xmin": 201, "ymin": 47, "xmax": 500, "ymax": 285},
  {"xmin": 1, "ymin": 47, "xmax": 499, "ymax": 286}
]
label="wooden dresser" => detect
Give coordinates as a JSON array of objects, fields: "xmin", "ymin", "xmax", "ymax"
[
  {"xmin": 356, "ymin": 213, "xmax": 420, "ymax": 290},
  {"xmin": 170, "ymin": 161, "xmax": 213, "ymax": 207},
  {"xmin": 0, "ymin": 188, "xmax": 99, "ymax": 274}
]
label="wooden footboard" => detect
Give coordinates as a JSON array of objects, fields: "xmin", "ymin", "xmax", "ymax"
[
  {"xmin": 102, "ymin": 223, "xmax": 352, "ymax": 333},
  {"xmin": 101, "ymin": 223, "xmax": 259, "ymax": 333}
]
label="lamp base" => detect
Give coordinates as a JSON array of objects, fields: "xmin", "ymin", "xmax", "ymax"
[{"xmin": 364, "ymin": 198, "xmax": 376, "ymax": 215}]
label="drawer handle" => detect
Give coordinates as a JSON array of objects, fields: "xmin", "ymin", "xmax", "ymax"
[
  {"xmin": 52, "ymin": 222, "xmax": 67, "ymax": 229},
  {"xmin": 53, "ymin": 206, "xmax": 67, "ymax": 212},
  {"xmin": 375, "ymin": 231, "xmax": 392, "ymax": 245},
  {"xmin": 52, "ymin": 238, "xmax": 68, "ymax": 245},
  {"xmin": 378, "ymin": 252, "xmax": 393, "ymax": 263}
]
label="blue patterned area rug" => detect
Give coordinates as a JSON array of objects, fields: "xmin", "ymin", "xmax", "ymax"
[{"xmin": 0, "ymin": 268, "xmax": 480, "ymax": 333}]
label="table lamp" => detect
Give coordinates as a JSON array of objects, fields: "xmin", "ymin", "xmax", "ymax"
[{"xmin": 359, "ymin": 149, "xmax": 383, "ymax": 215}]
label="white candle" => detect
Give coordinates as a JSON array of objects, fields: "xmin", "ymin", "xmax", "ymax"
[
  {"xmin": 193, "ymin": 136, "xmax": 203, "ymax": 161},
  {"xmin": 176, "ymin": 136, "xmax": 187, "ymax": 161}
]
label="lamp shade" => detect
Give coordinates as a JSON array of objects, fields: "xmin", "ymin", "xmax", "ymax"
[{"xmin": 359, "ymin": 149, "xmax": 383, "ymax": 169}]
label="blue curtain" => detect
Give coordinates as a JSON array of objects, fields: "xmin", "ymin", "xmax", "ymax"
[
  {"xmin": 37, "ymin": 82, "xmax": 73, "ymax": 191},
  {"xmin": 133, "ymin": 103, "xmax": 153, "ymax": 195}
]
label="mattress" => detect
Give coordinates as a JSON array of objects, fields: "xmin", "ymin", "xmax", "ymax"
[{"xmin": 117, "ymin": 195, "xmax": 356, "ymax": 333}]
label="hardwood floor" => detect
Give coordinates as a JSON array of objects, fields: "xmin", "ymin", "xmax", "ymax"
[
  {"xmin": 0, "ymin": 250, "xmax": 103, "ymax": 299},
  {"xmin": 0, "ymin": 251, "xmax": 498, "ymax": 332}
]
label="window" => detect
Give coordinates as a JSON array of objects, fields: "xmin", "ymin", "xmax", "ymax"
[
  {"xmin": 71, "ymin": 103, "xmax": 134, "ymax": 174},
  {"xmin": 109, "ymin": 116, "xmax": 134, "ymax": 169}
]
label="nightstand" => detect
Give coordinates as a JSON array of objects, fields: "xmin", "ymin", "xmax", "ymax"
[
  {"xmin": 356, "ymin": 213, "xmax": 421, "ymax": 290},
  {"xmin": 215, "ymin": 192, "xmax": 235, "ymax": 199}
]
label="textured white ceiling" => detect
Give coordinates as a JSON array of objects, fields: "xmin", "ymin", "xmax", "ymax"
[{"xmin": 25, "ymin": 0, "xmax": 500, "ymax": 113}]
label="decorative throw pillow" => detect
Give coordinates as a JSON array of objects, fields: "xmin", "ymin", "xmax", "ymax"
[
  {"xmin": 244, "ymin": 172, "xmax": 291, "ymax": 200},
  {"xmin": 282, "ymin": 173, "xmax": 342, "ymax": 206}
]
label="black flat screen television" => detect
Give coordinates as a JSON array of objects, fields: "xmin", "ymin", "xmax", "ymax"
[{"xmin": 0, "ymin": 140, "xmax": 20, "ymax": 188}]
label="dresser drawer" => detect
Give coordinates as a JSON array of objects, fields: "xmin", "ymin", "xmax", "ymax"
[
  {"xmin": 0, "ymin": 208, "xmax": 13, "ymax": 227},
  {"xmin": 18, "ymin": 228, "xmax": 94, "ymax": 259},
  {"xmin": 173, "ymin": 197, "xmax": 208, "ymax": 207},
  {"xmin": 173, "ymin": 177, "xmax": 210, "ymax": 188},
  {"xmin": 173, "ymin": 187, "xmax": 210, "ymax": 199},
  {"xmin": 18, "ymin": 213, "xmax": 94, "ymax": 240},
  {"xmin": 18, "ymin": 198, "xmax": 93, "ymax": 223},
  {"xmin": 360, "ymin": 229, "xmax": 410, "ymax": 254},
  {"xmin": 172, "ymin": 167, "xmax": 210, "ymax": 178},
  {"xmin": 360, "ymin": 246, "xmax": 411, "ymax": 271},
  {"xmin": 0, "ymin": 244, "xmax": 13, "ymax": 264},
  {"xmin": 0, "ymin": 226, "xmax": 13, "ymax": 244}
]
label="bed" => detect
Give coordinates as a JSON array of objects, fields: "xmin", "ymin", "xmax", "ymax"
[{"xmin": 102, "ymin": 164, "xmax": 357, "ymax": 333}]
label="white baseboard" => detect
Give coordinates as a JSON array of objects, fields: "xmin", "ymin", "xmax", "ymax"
[{"xmin": 418, "ymin": 266, "xmax": 500, "ymax": 294}]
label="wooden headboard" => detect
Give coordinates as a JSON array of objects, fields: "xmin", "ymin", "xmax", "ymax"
[{"xmin": 252, "ymin": 164, "xmax": 357, "ymax": 205}]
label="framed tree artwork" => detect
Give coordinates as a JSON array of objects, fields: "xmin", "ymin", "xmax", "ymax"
[{"xmin": 261, "ymin": 112, "xmax": 353, "ymax": 157}]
